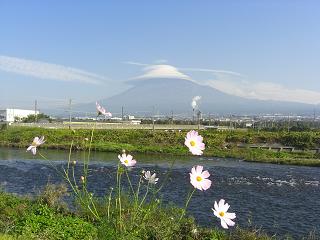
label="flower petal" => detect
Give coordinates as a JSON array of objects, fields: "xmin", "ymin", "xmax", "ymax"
[
  {"xmin": 201, "ymin": 178, "xmax": 212, "ymax": 190},
  {"xmin": 214, "ymin": 201, "xmax": 219, "ymax": 212},
  {"xmin": 195, "ymin": 165, "xmax": 203, "ymax": 174},
  {"xmin": 223, "ymin": 217, "xmax": 235, "ymax": 227},
  {"xmin": 220, "ymin": 219, "xmax": 229, "ymax": 229},
  {"xmin": 225, "ymin": 212, "xmax": 236, "ymax": 219},
  {"xmin": 218, "ymin": 199, "xmax": 225, "ymax": 209},
  {"xmin": 201, "ymin": 170, "xmax": 210, "ymax": 179},
  {"xmin": 31, "ymin": 147, "xmax": 37, "ymax": 155},
  {"xmin": 222, "ymin": 203, "xmax": 230, "ymax": 213}
]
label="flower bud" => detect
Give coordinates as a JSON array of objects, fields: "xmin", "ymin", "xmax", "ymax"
[{"xmin": 80, "ymin": 176, "xmax": 85, "ymax": 183}]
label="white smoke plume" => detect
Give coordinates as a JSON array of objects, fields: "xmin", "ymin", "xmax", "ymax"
[{"xmin": 191, "ymin": 96, "xmax": 201, "ymax": 109}]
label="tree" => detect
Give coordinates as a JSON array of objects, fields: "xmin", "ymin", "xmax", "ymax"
[{"xmin": 22, "ymin": 113, "xmax": 52, "ymax": 123}]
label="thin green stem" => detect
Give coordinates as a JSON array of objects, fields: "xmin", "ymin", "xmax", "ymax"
[
  {"xmin": 38, "ymin": 151, "xmax": 64, "ymax": 178},
  {"xmin": 83, "ymin": 186, "xmax": 100, "ymax": 220},
  {"xmin": 136, "ymin": 174, "xmax": 143, "ymax": 203},
  {"xmin": 66, "ymin": 141, "xmax": 74, "ymax": 174},
  {"xmin": 71, "ymin": 165, "xmax": 79, "ymax": 193},
  {"xmin": 155, "ymin": 158, "xmax": 177, "ymax": 194},
  {"xmin": 85, "ymin": 122, "xmax": 96, "ymax": 176},
  {"xmin": 117, "ymin": 164, "xmax": 123, "ymax": 230},
  {"xmin": 107, "ymin": 188, "xmax": 113, "ymax": 221},
  {"xmin": 179, "ymin": 188, "xmax": 196, "ymax": 221},
  {"xmin": 138, "ymin": 182, "xmax": 149, "ymax": 209},
  {"xmin": 125, "ymin": 169, "xmax": 135, "ymax": 197}
]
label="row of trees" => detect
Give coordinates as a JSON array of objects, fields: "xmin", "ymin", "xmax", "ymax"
[{"xmin": 14, "ymin": 114, "xmax": 52, "ymax": 123}]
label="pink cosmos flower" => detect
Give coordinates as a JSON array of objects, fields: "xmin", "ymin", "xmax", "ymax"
[
  {"xmin": 212, "ymin": 199, "xmax": 236, "ymax": 229},
  {"xmin": 118, "ymin": 153, "xmax": 137, "ymax": 167},
  {"xmin": 26, "ymin": 136, "xmax": 45, "ymax": 155},
  {"xmin": 189, "ymin": 165, "xmax": 211, "ymax": 191},
  {"xmin": 96, "ymin": 101, "xmax": 112, "ymax": 117},
  {"xmin": 184, "ymin": 130, "xmax": 205, "ymax": 155}
]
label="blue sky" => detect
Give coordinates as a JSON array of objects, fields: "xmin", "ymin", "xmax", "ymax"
[{"xmin": 0, "ymin": 0, "xmax": 319, "ymax": 110}]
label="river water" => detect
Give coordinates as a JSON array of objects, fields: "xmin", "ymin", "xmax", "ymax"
[{"xmin": 0, "ymin": 147, "xmax": 319, "ymax": 239}]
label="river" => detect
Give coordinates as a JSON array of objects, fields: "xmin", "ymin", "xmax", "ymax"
[{"xmin": 0, "ymin": 147, "xmax": 319, "ymax": 239}]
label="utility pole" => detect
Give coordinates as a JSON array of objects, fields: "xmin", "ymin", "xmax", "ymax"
[
  {"xmin": 34, "ymin": 100, "xmax": 38, "ymax": 123},
  {"xmin": 171, "ymin": 110, "xmax": 174, "ymax": 125},
  {"xmin": 121, "ymin": 106, "xmax": 124, "ymax": 121},
  {"xmin": 192, "ymin": 108, "xmax": 195, "ymax": 123},
  {"xmin": 313, "ymin": 107, "xmax": 316, "ymax": 129},
  {"xmin": 69, "ymin": 99, "xmax": 72, "ymax": 129},
  {"xmin": 197, "ymin": 110, "xmax": 201, "ymax": 130},
  {"xmin": 152, "ymin": 106, "xmax": 155, "ymax": 131}
]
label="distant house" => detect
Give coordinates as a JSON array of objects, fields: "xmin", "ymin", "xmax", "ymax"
[
  {"xmin": 0, "ymin": 109, "xmax": 39, "ymax": 122},
  {"xmin": 123, "ymin": 115, "xmax": 135, "ymax": 120},
  {"xmin": 130, "ymin": 120, "xmax": 141, "ymax": 125}
]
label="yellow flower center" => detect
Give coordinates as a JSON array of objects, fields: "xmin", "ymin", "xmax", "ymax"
[
  {"xmin": 190, "ymin": 140, "xmax": 196, "ymax": 147},
  {"xmin": 196, "ymin": 176, "xmax": 202, "ymax": 182},
  {"xmin": 219, "ymin": 211, "xmax": 225, "ymax": 217},
  {"xmin": 124, "ymin": 160, "xmax": 129, "ymax": 164},
  {"xmin": 31, "ymin": 141, "xmax": 37, "ymax": 146}
]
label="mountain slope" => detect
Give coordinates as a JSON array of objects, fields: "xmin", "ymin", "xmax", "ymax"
[{"xmin": 76, "ymin": 78, "xmax": 314, "ymax": 115}]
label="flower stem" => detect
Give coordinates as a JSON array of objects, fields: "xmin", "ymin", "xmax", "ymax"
[
  {"xmin": 116, "ymin": 164, "xmax": 123, "ymax": 230},
  {"xmin": 107, "ymin": 188, "xmax": 113, "ymax": 221},
  {"xmin": 179, "ymin": 188, "xmax": 196, "ymax": 221},
  {"xmin": 138, "ymin": 182, "xmax": 149, "ymax": 209},
  {"xmin": 125, "ymin": 168, "xmax": 135, "ymax": 197},
  {"xmin": 136, "ymin": 175, "xmax": 143, "ymax": 203},
  {"xmin": 155, "ymin": 157, "xmax": 177, "ymax": 194}
]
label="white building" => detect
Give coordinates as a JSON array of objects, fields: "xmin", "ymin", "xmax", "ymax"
[
  {"xmin": 0, "ymin": 109, "xmax": 39, "ymax": 122},
  {"xmin": 130, "ymin": 120, "xmax": 141, "ymax": 125}
]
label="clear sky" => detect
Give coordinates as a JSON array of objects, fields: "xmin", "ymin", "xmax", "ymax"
[{"xmin": 0, "ymin": 0, "xmax": 319, "ymax": 110}]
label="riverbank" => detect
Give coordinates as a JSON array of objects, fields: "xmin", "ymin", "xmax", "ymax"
[{"xmin": 1, "ymin": 127, "xmax": 320, "ymax": 166}]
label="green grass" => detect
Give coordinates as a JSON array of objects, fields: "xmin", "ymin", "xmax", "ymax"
[
  {"xmin": 1, "ymin": 127, "xmax": 320, "ymax": 166},
  {"xmin": 0, "ymin": 189, "xmax": 288, "ymax": 240}
]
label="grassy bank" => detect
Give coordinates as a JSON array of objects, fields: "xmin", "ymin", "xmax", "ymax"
[
  {"xmin": 0, "ymin": 186, "xmax": 296, "ymax": 240},
  {"xmin": 1, "ymin": 127, "xmax": 320, "ymax": 166}
]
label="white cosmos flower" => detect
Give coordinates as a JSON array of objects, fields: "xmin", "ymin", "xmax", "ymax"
[
  {"xmin": 118, "ymin": 153, "xmax": 137, "ymax": 167},
  {"xmin": 26, "ymin": 136, "xmax": 45, "ymax": 155},
  {"xmin": 143, "ymin": 171, "xmax": 158, "ymax": 184},
  {"xmin": 184, "ymin": 130, "xmax": 205, "ymax": 155},
  {"xmin": 96, "ymin": 101, "xmax": 112, "ymax": 117},
  {"xmin": 212, "ymin": 199, "xmax": 236, "ymax": 229},
  {"xmin": 189, "ymin": 165, "xmax": 212, "ymax": 191}
]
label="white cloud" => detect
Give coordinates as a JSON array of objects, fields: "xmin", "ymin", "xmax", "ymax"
[
  {"xmin": 127, "ymin": 61, "xmax": 320, "ymax": 105},
  {"xmin": 207, "ymin": 79, "xmax": 320, "ymax": 104},
  {"xmin": 0, "ymin": 55, "xmax": 107, "ymax": 84},
  {"xmin": 181, "ymin": 67, "xmax": 244, "ymax": 77},
  {"xmin": 133, "ymin": 64, "xmax": 192, "ymax": 80},
  {"xmin": 123, "ymin": 61, "xmax": 148, "ymax": 66}
]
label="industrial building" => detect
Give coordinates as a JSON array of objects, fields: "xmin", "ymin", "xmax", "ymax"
[{"xmin": 0, "ymin": 109, "xmax": 39, "ymax": 122}]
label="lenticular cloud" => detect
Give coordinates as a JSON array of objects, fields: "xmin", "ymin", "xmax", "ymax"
[{"xmin": 0, "ymin": 55, "xmax": 106, "ymax": 84}]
